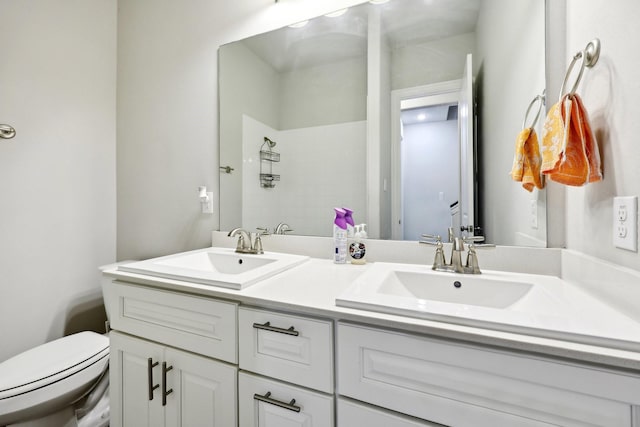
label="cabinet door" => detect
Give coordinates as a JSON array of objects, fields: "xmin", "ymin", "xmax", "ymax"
[
  {"xmin": 239, "ymin": 371, "xmax": 333, "ymax": 427},
  {"xmin": 338, "ymin": 398, "xmax": 441, "ymax": 427},
  {"xmin": 337, "ymin": 323, "xmax": 636, "ymax": 427},
  {"xmin": 108, "ymin": 281, "xmax": 238, "ymax": 362},
  {"xmin": 164, "ymin": 347, "xmax": 237, "ymax": 427},
  {"xmin": 110, "ymin": 331, "xmax": 165, "ymax": 427}
]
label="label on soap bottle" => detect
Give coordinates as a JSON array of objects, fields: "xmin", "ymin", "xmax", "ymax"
[{"xmin": 349, "ymin": 241, "xmax": 366, "ymax": 264}]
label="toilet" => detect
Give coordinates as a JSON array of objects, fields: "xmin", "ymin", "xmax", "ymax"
[
  {"xmin": 0, "ymin": 264, "xmax": 122, "ymax": 427},
  {"xmin": 0, "ymin": 331, "xmax": 109, "ymax": 426}
]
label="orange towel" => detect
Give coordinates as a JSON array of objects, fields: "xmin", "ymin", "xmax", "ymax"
[
  {"xmin": 541, "ymin": 94, "xmax": 602, "ymax": 186},
  {"xmin": 511, "ymin": 127, "xmax": 545, "ymax": 192}
]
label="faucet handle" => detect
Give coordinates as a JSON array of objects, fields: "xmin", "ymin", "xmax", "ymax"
[
  {"xmin": 463, "ymin": 235, "xmax": 495, "ymax": 248},
  {"xmin": 419, "ymin": 234, "xmax": 442, "ymax": 244},
  {"xmin": 463, "ymin": 235, "xmax": 485, "ymax": 244},
  {"xmin": 234, "ymin": 234, "xmax": 246, "ymax": 252},
  {"xmin": 465, "ymin": 246, "xmax": 482, "ymax": 274},
  {"xmin": 256, "ymin": 227, "xmax": 271, "ymax": 235},
  {"xmin": 253, "ymin": 234, "xmax": 264, "ymax": 254},
  {"xmin": 464, "ymin": 237, "xmax": 495, "ymax": 274},
  {"xmin": 420, "ymin": 234, "xmax": 447, "ymax": 271}
]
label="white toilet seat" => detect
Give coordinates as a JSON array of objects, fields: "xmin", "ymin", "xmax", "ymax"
[{"xmin": 0, "ymin": 331, "xmax": 109, "ymax": 425}]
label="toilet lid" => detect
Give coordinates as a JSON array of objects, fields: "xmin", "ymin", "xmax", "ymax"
[{"xmin": 0, "ymin": 331, "xmax": 109, "ymax": 399}]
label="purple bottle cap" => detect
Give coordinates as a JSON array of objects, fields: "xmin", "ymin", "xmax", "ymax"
[
  {"xmin": 343, "ymin": 207, "xmax": 355, "ymax": 226},
  {"xmin": 334, "ymin": 207, "xmax": 347, "ymax": 229}
]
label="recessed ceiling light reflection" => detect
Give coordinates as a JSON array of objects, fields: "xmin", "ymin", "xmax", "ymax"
[
  {"xmin": 417, "ymin": 113, "xmax": 427, "ymax": 121},
  {"xmin": 288, "ymin": 20, "xmax": 309, "ymax": 28}
]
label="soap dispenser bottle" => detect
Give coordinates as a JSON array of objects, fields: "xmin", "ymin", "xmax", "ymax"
[
  {"xmin": 349, "ymin": 224, "xmax": 367, "ymax": 264},
  {"xmin": 333, "ymin": 208, "xmax": 348, "ymax": 264},
  {"xmin": 343, "ymin": 207, "xmax": 355, "ymax": 238}
]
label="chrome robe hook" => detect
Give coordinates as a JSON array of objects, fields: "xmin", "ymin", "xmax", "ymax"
[{"xmin": 0, "ymin": 124, "xmax": 16, "ymax": 139}]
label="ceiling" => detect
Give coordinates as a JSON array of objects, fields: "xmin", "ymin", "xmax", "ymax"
[{"xmin": 238, "ymin": 0, "xmax": 481, "ymax": 72}]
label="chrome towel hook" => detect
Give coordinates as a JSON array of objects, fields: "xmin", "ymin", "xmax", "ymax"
[{"xmin": 0, "ymin": 124, "xmax": 16, "ymax": 139}]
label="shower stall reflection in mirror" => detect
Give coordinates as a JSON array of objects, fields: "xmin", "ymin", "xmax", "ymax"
[{"xmin": 390, "ymin": 79, "xmax": 467, "ymax": 241}]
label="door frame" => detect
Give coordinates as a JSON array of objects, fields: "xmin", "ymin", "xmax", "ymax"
[{"xmin": 390, "ymin": 80, "xmax": 461, "ymax": 240}]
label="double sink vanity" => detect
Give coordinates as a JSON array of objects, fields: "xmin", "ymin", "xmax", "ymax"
[{"xmin": 102, "ymin": 232, "xmax": 640, "ymax": 427}]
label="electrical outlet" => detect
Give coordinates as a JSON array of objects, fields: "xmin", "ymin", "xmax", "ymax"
[{"xmin": 613, "ymin": 196, "xmax": 638, "ymax": 252}]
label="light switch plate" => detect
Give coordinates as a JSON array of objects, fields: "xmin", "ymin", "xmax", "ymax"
[
  {"xmin": 530, "ymin": 200, "xmax": 538, "ymax": 229},
  {"xmin": 613, "ymin": 196, "xmax": 638, "ymax": 252},
  {"xmin": 202, "ymin": 192, "xmax": 214, "ymax": 214}
]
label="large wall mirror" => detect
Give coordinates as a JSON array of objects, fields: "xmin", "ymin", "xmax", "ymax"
[{"xmin": 219, "ymin": 0, "xmax": 547, "ymax": 247}]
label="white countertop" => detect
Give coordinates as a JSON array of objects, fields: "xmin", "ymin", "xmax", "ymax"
[{"xmin": 104, "ymin": 254, "xmax": 640, "ymax": 372}]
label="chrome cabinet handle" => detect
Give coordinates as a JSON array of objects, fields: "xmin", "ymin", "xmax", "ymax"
[
  {"xmin": 162, "ymin": 362, "xmax": 173, "ymax": 406},
  {"xmin": 147, "ymin": 358, "xmax": 159, "ymax": 401},
  {"xmin": 253, "ymin": 391, "xmax": 301, "ymax": 413},
  {"xmin": 252, "ymin": 321, "xmax": 299, "ymax": 336}
]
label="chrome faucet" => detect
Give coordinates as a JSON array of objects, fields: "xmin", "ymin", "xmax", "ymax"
[
  {"xmin": 274, "ymin": 222, "xmax": 293, "ymax": 235},
  {"xmin": 228, "ymin": 228, "xmax": 264, "ymax": 254},
  {"xmin": 420, "ymin": 227, "xmax": 493, "ymax": 274}
]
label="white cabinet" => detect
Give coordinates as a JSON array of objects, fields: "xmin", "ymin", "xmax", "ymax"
[
  {"xmin": 106, "ymin": 281, "xmax": 238, "ymax": 362},
  {"xmin": 106, "ymin": 282, "xmax": 239, "ymax": 427},
  {"xmin": 105, "ymin": 278, "xmax": 640, "ymax": 427},
  {"xmin": 239, "ymin": 371, "xmax": 334, "ymax": 427},
  {"xmin": 337, "ymin": 323, "xmax": 640, "ymax": 427},
  {"xmin": 239, "ymin": 307, "xmax": 334, "ymax": 393},
  {"xmin": 238, "ymin": 307, "xmax": 335, "ymax": 426},
  {"xmin": 337, "ymin": 398, "xmax": 440, "ymax": 427},
  {"xmin": 110, "ymin": 331, "xmax": 237, "ymax": 427}
]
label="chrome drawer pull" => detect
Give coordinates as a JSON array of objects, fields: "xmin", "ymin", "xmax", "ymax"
[
  {"xmin": 147, "ymin": 358, "xmax": 159, "ymax": 401},
  {"xmin": 252, "ymin": 321, "xmax": 299, "ymax": 336},
  {"xmin": 162, "ymin": 362, "xmax": 173, "ymax": 406},
  {"xmin": 253, "ymin": 391, "xmax": 301, "ymax": 413}
]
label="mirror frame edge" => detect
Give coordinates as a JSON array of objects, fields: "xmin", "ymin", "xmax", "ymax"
[{"xmin": 544, "ymin": 0, "xmax": 566, "ymax": 249}]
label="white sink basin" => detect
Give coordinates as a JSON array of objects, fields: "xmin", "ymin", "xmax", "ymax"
[
  {"xmin": 118, "ymin": 247, "xmax": 309, "ymax": 290},
  {"xmin": 378, "ymin": 270, "xmax": 533, "ymax": 309},
  {"xmin": 337, "ymin": 262, "xmax": 640, "ymax": 351}
]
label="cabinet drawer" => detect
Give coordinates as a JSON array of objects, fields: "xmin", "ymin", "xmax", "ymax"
[
  {"xmin": 239, "ymin": 307, "xmax": 333, "ymax": 393},
  {"xmin": 338, "ymin": 398, "xmax": 439, "ymax": 427},
  {"xmin": 337, "ymin": 323, "xmax": 638, "ymax": 427},
  {"xmin": 239, "ymin": 371, "xmax": 333, "ymax": 427},
  {"xmin": 107, "ymin": 281, "xmax": 238, "ymax": 363}
]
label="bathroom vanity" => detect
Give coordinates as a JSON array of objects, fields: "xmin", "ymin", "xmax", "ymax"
[{"xmin": 102, "ymin": 235, "xmax": 640, "ymax": 427}]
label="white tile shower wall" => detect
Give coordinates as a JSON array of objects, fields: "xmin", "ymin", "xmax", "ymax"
[{"xmin": 242, "ymin": 115, "xmax": 366, "ymax": 236}]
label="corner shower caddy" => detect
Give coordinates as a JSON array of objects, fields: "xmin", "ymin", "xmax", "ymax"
[{"xmin": 260, "ymin": 137, "xmax": 280, "ymax": 188}]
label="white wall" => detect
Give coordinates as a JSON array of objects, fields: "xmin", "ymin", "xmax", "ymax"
[
  {"xmin": 115, "ymin": 0, "xmax": 640, "ymax": 276},
  {"xmin": 242, "ymin": 116, "xmax": 366, "ymax": 236},
  {"xmin": 0, "ymin": 0, "xmax": 116, "ymax": 361},
  {"xmin": 219, "ymin": 41, "xmax": 281, "ymax": 231},
  {"xmin": 391, "ymin": 33, "xmax": 476, "ymax": 91},
  {"xmin": 402, "ymin": 120, "xmax": 459, "ymax": 241},
  {"xmin": 475, "ymin": 0, "xmax": 547, "ymax": 246},
  {"xmin": 279, "ymin": 57, "xmax": 367, "ymax": 130},
  {"xmin": 219, "ymin": 39, "xmax": 366, "ymax": 233},
  {"xmin": 117, "ymin": 0, "xmax": 368, "ymax": 261},
  {"xmin": 564, "ymin": 0, "xmax": 640, "ymax": 271}
]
